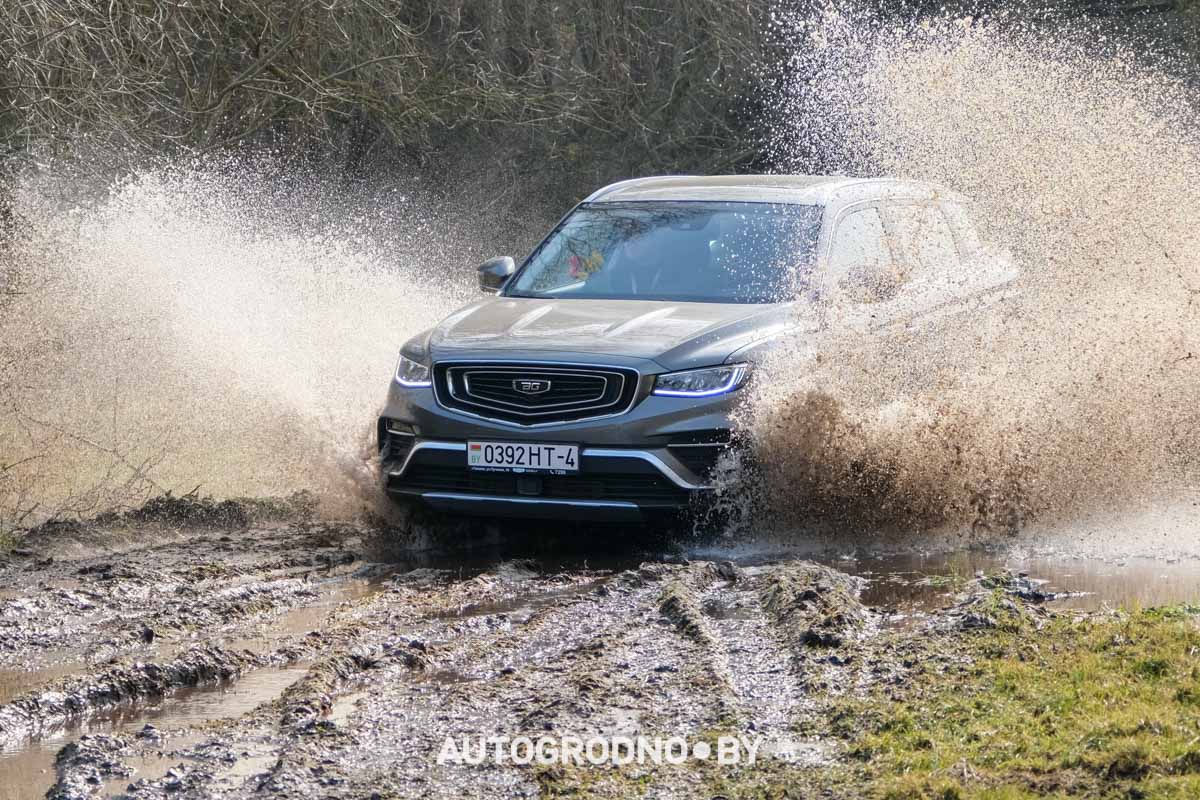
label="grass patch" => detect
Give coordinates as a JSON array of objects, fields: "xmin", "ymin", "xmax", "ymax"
[
  {"xmin": 915, "ymin": 573, "xmax": 969, "ymax": 590},
  {"xmin": 829, "ymin": 606, "xmax": 1200, "ymax": 798}
]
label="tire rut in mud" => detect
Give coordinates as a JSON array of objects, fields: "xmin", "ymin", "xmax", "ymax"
[
  {"xmin": 125, "ymin": 559, "xmax": 881, "ymax": 799},
  {"xmin": 1, "ymin": 522, "xmax": 945, "ymax": 800}
]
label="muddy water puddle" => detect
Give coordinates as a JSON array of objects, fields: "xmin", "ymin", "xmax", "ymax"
[
  {"xmin": 0, "ymin": 665, "xmax": 307, "ymax": 800},
  {"xmin": 676, "ymin": 541, "xmax": 1200, "ymax": 613},
  {"xmin": 98, "ymin": 739, "xmax": 279, "ymax": 798},
  {"xmin": 450, "ymin": 530, "xmax": 1200, "ymax": 613},
  {"xmin": 817, "ymin": 551, "xmax": 1200, "ymax": 611},
  {"xmin": 431, "ymin": 577, "xmax": 613, "ymax": 622},
  {"xmin": 0, "ymin": 588, "xmax": 374, "ymax": 715},
  {"xmin": 221, "ymin": 574, "xmax": 385, "ymax": 652},
  {"xmin": 0, "ymin": 661, "xmax": 90, "ymax": 707},
  {"xmin": 414, "ymin": 540, "xmax": 1200, "ymax": 618},
  {"xmin": 680, "ymin": 542, "xmax": 1200, "ymax": 614},
  {"xmin": 3, "ymin": 537, "xmax": 1200, "ymax": 798},
  {"xmin": 0, "ymin": 572, "xmax": 390, "ymax": 799}
]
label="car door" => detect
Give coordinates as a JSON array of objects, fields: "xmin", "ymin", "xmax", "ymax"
[
  {"xmin": 820, "ymin": 200, "xmax": 974, "ymax": 388},
  {"xmin": 876, "ymin": 200, "xmax": 966, "ymax": 330},
  {"xmin": 821, "ymin": 203, "xmax": 910, "ymax": 331},
  {"xmin": 939, "ymin": 199, "xmax": 1021, "ymax": 309},
  {"xmin": 817, "ymin": 196, "xmax": 1020, "ymax": 392}
]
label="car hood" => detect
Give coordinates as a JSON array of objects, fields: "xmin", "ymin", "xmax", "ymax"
[{"xmin": 426, "ymin": 297, "xmax": 791, "ymax": 371}]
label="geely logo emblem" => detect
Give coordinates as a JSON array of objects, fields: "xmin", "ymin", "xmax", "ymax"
[{"xmin": 514, "ymin": 379, "xmax": 551, "ymax": 395}]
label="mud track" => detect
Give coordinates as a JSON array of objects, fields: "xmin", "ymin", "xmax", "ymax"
[{"xmin": 0, "ymin": 511, "xmax": 1196, "ymax": 799}]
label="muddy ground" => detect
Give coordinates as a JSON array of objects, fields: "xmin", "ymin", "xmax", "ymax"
[{"xmin": 1, "ymin": 501, "xmax": 1198, "ymax": 799}]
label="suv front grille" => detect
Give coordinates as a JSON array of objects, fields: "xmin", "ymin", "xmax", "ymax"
[{"xmin": 434, "ymin": 362, "xmax": 640, "ymax": 425}]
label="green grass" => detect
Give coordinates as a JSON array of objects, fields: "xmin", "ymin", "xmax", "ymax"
[
  {"xmin": 446, "ymin": 602, "xmax": 1200, "ymax": 800},
  {"xmin": 832, "ymin": 605, "xmax": 1200, "ymax": 799}
]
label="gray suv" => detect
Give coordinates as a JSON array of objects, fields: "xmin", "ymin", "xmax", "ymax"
[{"xmin": 378, "ymin": 175, "xmax": 1015, "ymax": 521}]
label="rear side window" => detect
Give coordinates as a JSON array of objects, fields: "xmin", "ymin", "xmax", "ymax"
[
  {"xmin": 880, "ymin": 203, "xmax": 960, "ymax": 281},
  {"xmin": 941, "ymin": 201, "xmax": 984, "ymax": 256},
  {"xmin": 828, "ymin": 207, "xmax": 901, "ymax": 303}
]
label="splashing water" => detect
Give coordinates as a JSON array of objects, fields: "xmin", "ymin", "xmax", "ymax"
[
  {"xmin": 4, "ymin": 13, "xmax": 1200, "ymax": 544},
  {"xmin": 1, "ymin": 158, "xmax": 474, "ymax": 525},
  {"xmin": 736, "ymin": 9, "xmax": 1200, "ymax": 539}
]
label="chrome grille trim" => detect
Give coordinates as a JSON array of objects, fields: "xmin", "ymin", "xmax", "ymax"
[
  {"xmin": 457, "ymin": 367, "xmax": 614, "ymax": 412},
  {"xmin": 433, "ymin": 361, "xmax": 640, "ymax": 426}
]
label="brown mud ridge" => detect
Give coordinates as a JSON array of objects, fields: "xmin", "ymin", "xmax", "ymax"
[{"xmin": 0, "ymin": 499, "xmax": 1142, "ymax": 799}]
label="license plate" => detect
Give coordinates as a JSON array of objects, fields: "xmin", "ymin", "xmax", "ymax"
[{"xmin": 467, "ymin": 441, "xmax": 579, "ymax": 473}]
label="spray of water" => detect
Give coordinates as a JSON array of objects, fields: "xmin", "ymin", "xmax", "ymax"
[
  {"xmin": 737, "ymin": 8, "xmax": 1200, "ymax": 538},
  {"xmin": 1, "ymin": 157, "xmax": 476, "ymax": 526},
  {"xmin": 4, "ymin": 10, "xmax": 1199, "ymax": 545}
]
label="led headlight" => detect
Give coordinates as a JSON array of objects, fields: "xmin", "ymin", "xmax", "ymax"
[
  {"xmin": 395, "ymin": 354, "xmax": 432, "ymax": 388},
  {"xmin": 652, "ymin": 363, "xmax": 750, "ymax": 397}
]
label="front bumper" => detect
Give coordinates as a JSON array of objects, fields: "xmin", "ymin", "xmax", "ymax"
[
  {"xmin": 379, "ymin": 360, "xmax": 736, "ymax": 520},
  {"xmin": 382, "ymin": 439, "xmax": 714, "ymax": 520}
]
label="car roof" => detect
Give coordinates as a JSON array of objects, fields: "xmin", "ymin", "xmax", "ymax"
[{"xmin": 585, "ymin": 174, "xmax": 962, "ymax": 209}]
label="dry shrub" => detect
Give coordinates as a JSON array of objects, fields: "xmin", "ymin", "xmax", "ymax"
[
  {"xmin": 0, "ymin": 202, "xmax": 170, "ymax": 533},
  {"xmin": 0, "ymin": 0, "xmax": 763, "ymax": 174},
  {"xmin": 0, "ymin": 155, "xmax": 478, "ymax": 534}
]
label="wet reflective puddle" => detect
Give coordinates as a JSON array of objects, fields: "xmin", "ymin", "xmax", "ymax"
[
  {"xmin": 3, "ymin": 544, "xmax": 1199, "ymax": 798},
  {"xmin": 822, "ymin": 551, "xmax": 1200, "ymax": 611},
  {"xmin": 0, "ymin": 666, "xmax": 308, "ymax": 800}
]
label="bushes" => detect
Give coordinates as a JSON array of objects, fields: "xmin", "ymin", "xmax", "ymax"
[
  {"xmin": 3, "ymin": 1, "xmax": 1197, "ymax": 175},
  {"xmin": 3, "ymin": 2, "xmax": 1194, "ymax": 177},
  {"xmin": 0, "ymin": 0, "xmax": 764, "ymax": 175}
]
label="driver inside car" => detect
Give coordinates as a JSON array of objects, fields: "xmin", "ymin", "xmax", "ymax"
[{"xmin": 604, "ymin": 223, "xmax": 714, "ymax": 297}]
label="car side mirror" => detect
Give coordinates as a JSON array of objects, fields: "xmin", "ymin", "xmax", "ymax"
[{"xmin": 477, "ymin": 256, "xmax": 516, "ymax": 294}]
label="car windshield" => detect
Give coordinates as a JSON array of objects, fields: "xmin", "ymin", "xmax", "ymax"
[{"xmin": 505, "ymin": 201, "xmax": 823, "ymax": 303}]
